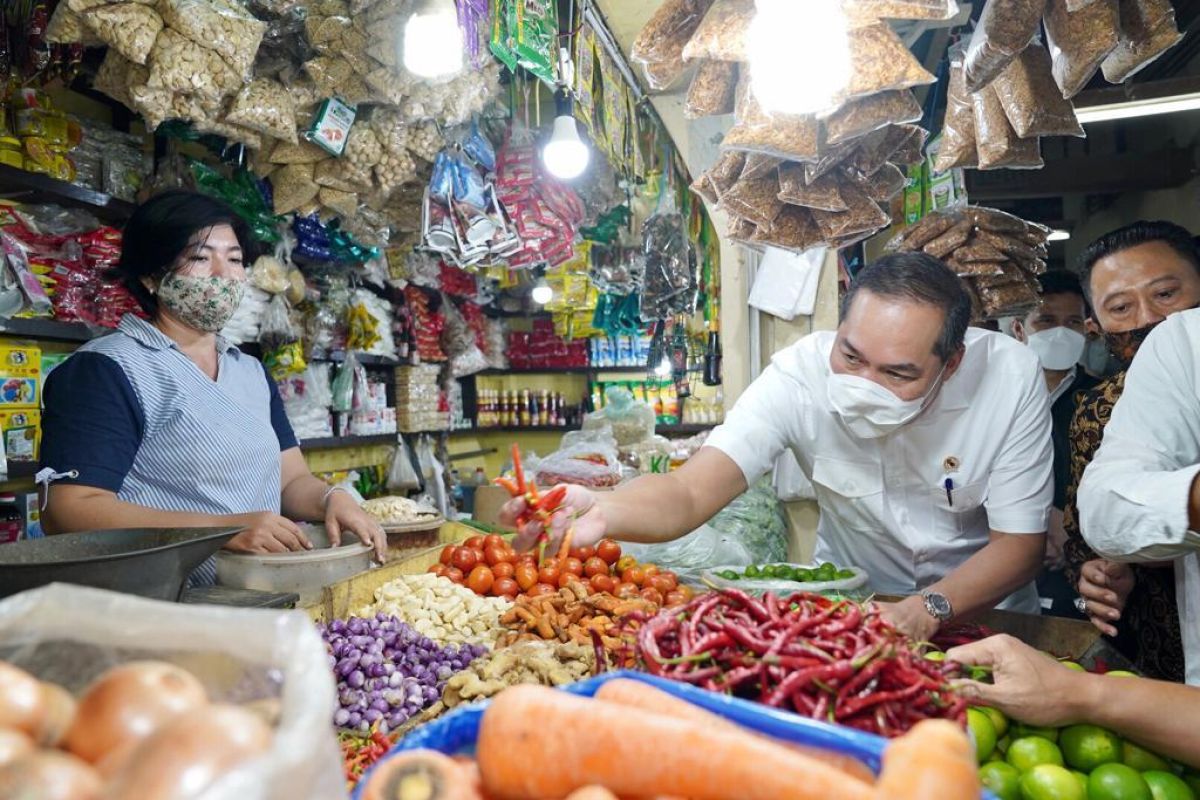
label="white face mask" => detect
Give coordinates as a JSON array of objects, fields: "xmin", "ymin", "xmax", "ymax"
[
  {"xmin": 1025, "ymin": 326, "xmax": 1086, "ymax": 371},
  {"xmin": 827, "ymin": 366, "xmax": 947, "ymax": 439}
]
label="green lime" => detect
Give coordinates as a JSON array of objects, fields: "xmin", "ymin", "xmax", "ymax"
[
  {"xmin": 1107, "ymin": 670, "xmax": 1140, "ymax": 678},
  {"xmin": 796, "ymin": 569, "xmax": 814, "ymax": 582},
  {"xmin": 719, "ymin": 570, "xmax": 740, "ymax": 580},
  {"xmin": 836, "ymin": 569, "xmax": 854, "ymax": 579},
  {"xmin": 820, "ymin": 561, "xmax": 836, "ymax": 571},
  {"xmin": 1060, "ymin": 724, "xmax": 1122, "ymax": 771},
  {"xmin": 1013, "ymin": 723, "xmax": 1061, "ymax": 743},
  {"xmin": 1123, "ymin": 741, "xmax": 1172, "ymax": 773},
  {"xmin": 1142, "ymin": 771, "xmax": 1196, "ymax": 800},
  {"xmin": 1009, "ymin": 737, "xmax": 1066, "ymax": 772},
  {"xmin": 1089, "ymin": 763, "xmax": 1153, "ymax": 800},
  {"xmin": 1059, "ymin": 661, "xmax": 1086, "ymax": 672},
  {"xmin": 745, "ymin": 565, "xmax": 761, "ymax": 578},
  {"xmin": 1020, "ymin": 764, "xmax": 1086, "ymax": 800},
  {"xmin": 981, "ymin": 761, "xmax": 1022, "ymax": 800},
  {"xmin": 1073, "ymin": 771, "xmax": 1091, "ymax": 797},
  {"xmin": 981, "ymin": 706, "xmax": 1010, "ymax": 740},
  {"xmin": 969, "ymin": 708, "xmax": 999, "ymax": 763}
]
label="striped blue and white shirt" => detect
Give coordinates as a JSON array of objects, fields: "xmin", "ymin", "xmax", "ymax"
[{"xmin": 40, "ymin": 315, "xmax": 298, "ymax": 585}]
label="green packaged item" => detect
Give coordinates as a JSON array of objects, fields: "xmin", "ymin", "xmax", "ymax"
[
  {"xmin": 903, "ymin": 161, "xmax": 926, "ymax": 225},
  {"xmin": 514, "ymin": 0, "xmax": 557, "ymax": 86},
  {"xmin": 189, "ymin": 160, "xmax": 286, "ymax": 244},
  {"xmin": 305, "ymin": 97, "xmax": 357, "ymax": 157},
  {"xmin": 489, "ymin": 0, "xmax": 517, "ymax": 71}
]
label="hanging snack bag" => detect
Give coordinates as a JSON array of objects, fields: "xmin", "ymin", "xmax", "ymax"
[
  {"xmin": 271, "ymin": 162, "xmax": 320, "ymax": 215},
  {"xmin": 722, "ymin": 87, "xmax": 820, "ymax": 162},
  {"xmin": 963, "ymin": 0, "xmax": 1047, "ymax": 92},
  {"xmin": 843, "ymin": 0, "xmax": 960, "ymax": 23},
  {"xmin": 932, "ymin": 53, "xmax": 979, "ymax": 172},
  {"xmin": 1101, "ymin": 0, "xmax": 1184, "ymax": 83},
  {"xmin": 777, "ymin": 163, "xmax": 848, "ymax": 212},
  {"xmin": 685, "ymin": 60, "xmax": 738, "ymax": 118},
  {"xmin": 750, "ymin": 205, "xmax": 823, "ymax": 252},
  {"xmin": 740, "ymin": 153, "xmax": 782, "ymax": 180},
  {"xmin": 1043, "ymin": 0, "xmax": 1119, "ymax": 98},
  {"xmin": 146, "ymin": 29, "xmax": 242, "ymax": 101},
  {"xmin": 514, "ymin": 0, "xmax": 557, "ymax": 86},
  {"xmin": 45, "ymin": 2, "xmax": 103, "ymax": 46},
  {"xmin": 82, "ymin": 2, "xmax": 162, "ymax": 64},
  {"xmin": 992, "ymin": 43, "xmax": 1084, "ymax": 138},
  {"xmin": 972, "ymin": 84, "xmax": 1044, "ymax": 170},
  {"xmin": 158, "ymin": 0, "xmax": 267, "ymax": 80},
  {"xmin": 810, "ymin": 181, "xmax": 890, "ymax": 241},
  {"xmin": 839, "ymin": 23, "xmax": 936, "ymax": 104},
  {"xmin": 631, "ymin": 0, "xmax": 714, "ymax": 91},
  {"xmin": 489, "ymin": 0, "xmax": 518, "ymax": 71},
  {"xmin": 855, "ymin": 161, "xmax": 907, "ymax": 202},
  {"xmin": 681, "ymin": 0, "xmax": 753, "ymax": 62},
  {"xmin": 720, "ymin": 174, "xmax": 784, "ymax": 229},
  {"xmin": 225, "ymin": 78, "xmax": 298, "ymax": 143},
  {"xmin": 821, "ymin": 89, "xmax": 923, "ymax": 147}
]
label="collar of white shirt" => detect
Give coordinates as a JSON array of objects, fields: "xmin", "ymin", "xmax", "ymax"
[{"xmin": 1047, "ymin": 366, "xmax": 1078, "ymax": 406}]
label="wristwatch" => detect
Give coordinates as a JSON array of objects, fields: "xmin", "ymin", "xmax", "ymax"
[{"xmin": 921, "ymin": 591, "xmax": 954, "ymax": 622}]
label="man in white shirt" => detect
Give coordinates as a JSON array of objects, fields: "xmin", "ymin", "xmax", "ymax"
[
  {"xmin": 1079, "ymin": 308, "xmax": 1200, "ymax": 685},
  {"xmin": 506, "ymin": 252, "xmax": 1052, "ymax": 640}
]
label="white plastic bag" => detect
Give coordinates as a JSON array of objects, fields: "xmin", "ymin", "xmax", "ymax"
[
  {"xmin": 535, "ymin": 429, "xmax": 623, "ymax": 488},
  {"xmin": 387, "ymin": 438, "xmax": 421, "ymax": 492},
  {"xmin": 416, "ymin": 435, "xmax": 449, "ymax": 517},
  {"xmin": 0, "ymin": 583, "xmax": 346, "ymax": 800}
]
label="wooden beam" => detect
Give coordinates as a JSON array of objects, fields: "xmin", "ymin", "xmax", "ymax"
[{"xmin": 965, "ymin": 147, "xmax": 1197, "ymax": 200}]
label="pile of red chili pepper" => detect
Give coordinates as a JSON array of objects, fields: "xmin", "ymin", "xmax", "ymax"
[
  {"xmin": 495, "ymin": 444, "xmax": 569, "ymax": 547},
  {"xmin": 339, "ymin": 729, "xmax": 398, "ymax": 789},
  {"xmin": 632, "ymin": 588, "xmax": 966, "ymax": 737}
]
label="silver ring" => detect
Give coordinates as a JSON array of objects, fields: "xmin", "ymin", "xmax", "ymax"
[{"xmin": 1074, "ymin": 597, "xmax": 1088, "ymax": 614}]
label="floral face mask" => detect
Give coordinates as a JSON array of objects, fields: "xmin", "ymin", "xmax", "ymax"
[{"xmin": 157, "ymin": 273, "xmax": 245, "ymax": 333}]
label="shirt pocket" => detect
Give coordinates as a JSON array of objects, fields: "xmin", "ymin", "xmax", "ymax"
[
  {"xmin": 811, "ymin": 456, "xmax": 885, "ymax": 532},
  {"xmin": 928, "ymin": 478, "xmax": 988, "ymax": 539}
]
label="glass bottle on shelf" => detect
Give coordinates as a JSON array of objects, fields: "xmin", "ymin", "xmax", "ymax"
[{"xmin": 519, "ymin": 389, "xmax": 532, "ymax": 427}]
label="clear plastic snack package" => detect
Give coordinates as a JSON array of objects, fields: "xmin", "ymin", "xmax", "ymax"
[
  {"xmin": 721, "ymin": 174, "xmax": 784, "ymax": 229},
  {"xmin": 224, "ymin": 78, "xmax": 298, "ymax": 144},
  {"xmin": 722, "ymin": 87, "xmax": 820, "ymax": 162},
  {"xmin": 680, "ymin": 0, "xmax": 753, "ymax": 62},
  {"xmin": 146, "ymin": 28, "xmax": 243, "ymax": 101},
  {"xmin": 933, "ymin": 49, "xmax": 979, "ymax": 171},
  {"xmin": 839, "ymin": 23, "xmax": 936, "ymax": 104},
  {"xmin": 82, "ymin": 2, "xmax": 162, "ymax": 64},
  {"xmin": 821, "ymin": 89, "xmax": 922, "ymax": 147},
  {"xmin": 963, "ymin": 0, "xmax": 1047, "ymax": 92},
  {"xmin": 993, "ymin": 43, "xmax": 1084, "ymax": 138},
  {"xmin": 631, "ymin": 0, "xmax": 714, "ymax": 92},
  {"xmin": 158, "ymin": 0, "xmax": 267, "ymax": 80},
  {"xmin": 811, "ymin": 180, "xmax": 890, "ymax": 241},
  {"xmin": 685, "ymin": 59, "xmax": 738, "ymax": 118},
  {"xmin": 777, "ymin": 162, "xmax": 848, "ymax": 212},
  {"xmin": 1044, "ymin": 0, "xmax": 1119, "ymax": 98},
  {"xmin": 1101, "ymin": 0, "xmax": 1184, "ymax": 83},
  {"xmin": 972, "ymin": 83, "xmax": 1045, "ymax": 170},
  {"xmin": 842, "ymin": 0, "xmax": 960, "ymax": 24}
]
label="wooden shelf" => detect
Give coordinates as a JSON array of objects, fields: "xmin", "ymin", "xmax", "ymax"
[
  {"xmin": 300, "ymin": 434, "xmax": 397, "ymax": 449},
  {"xmin": 0, "ymin": 317, "xmax": 102, "ymax": 342},
  {"xmin": 450, "ymin": 425, "xmax": 580, "ymax": 435},
  {"xmin": 0, "ymin": 164, "xmax": 135, "ymax": 223},
  {"xmin": 475, "ymin": 366, "xmax": 647, "ymax": 376}
]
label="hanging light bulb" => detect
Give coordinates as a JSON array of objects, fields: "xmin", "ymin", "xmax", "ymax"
[
  {"xmin": 749, "ymin": 0, "xmax": 851, "ymax": 115},
  {"xmin": 403, "ymin": 0, "xmax": 464, "ymax": 79},
  {"xmin": 542, "ymin": 89, "xmax": 590, "ymax": 180},
  {"xmin": 531, "ymin": 278, "xmax": 554, "ymax": 305}
]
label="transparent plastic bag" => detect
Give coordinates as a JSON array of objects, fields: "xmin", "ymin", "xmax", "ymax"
[
  {"xmin": 680, "ymin": 0, "xmax": 752, "ymax": 61},
  {"xmin": 821, "ymin": 89, "xmax": 922, "ymax": 147},
  {"xmin": 777, "ymin": 164, "xmax": 847, "ymax": 212},
  {"xmin": 840, "ymin": 23, "xmax": 937, "ymax": 103},
  {"xmin": 225, "ymin": 78, "xmax": 299, "ymax": 144},
  {"xmin": 582, "ymin": 386, "xmax": 657, "ymax": 447},
  {"xmin": 387, "ymin": 437, "xmax": 421, "ymax": 492},
  {"xmin": 843, "ymin": 0, "xmax": 959, "ymax": 23},
  {"xmin": 0, "ymin": 584, "xmax": 346, "ymax": 800},
  {"xmin": 83, "ymin": 2, "xmax": 162, "ymax": 64},
  {"xmin": 993, "ymin": 43, "xmax": 1084, "ymax": 138},
  {"xmin": 684, "ymin": 60, "xmax": 738, "ymax": 118},
  {"xmin": 722, "ymin": 87, "xmax": 820, "ymax": 161},
  {"xmin": 158, "ymin": 0, "xmax": 267, "ymax": 79},
  {"xmin": 1044, "ymin": 0, "xmax": 1119, "ymax": 99},
  {"xmin": 933, "ymin": 48, "xmax": 979, "ymax": 171},
  {"xmin": 1101, "ymin": 0, "xmax": 1183, "ymax": 83},
  {"xmin": 631, "ymin": 0, "xmax": 714, "ymax": 65},
  {"xmin": 534, "ymin": 430, "xmax": 623, "ymax": 489},
  {"xmin": 331, "ymin": 350, "xmax": 358, "ymax": 413},
  {"xmin": 811, "ymin": 181, "xmax": 890, "ymax": 241},
  {"xmin": 973, "ymin": 83, "xmax": 1044, "ymax": 170},
  {"xmin": 963, "ymin": 0, "xmax": 1046, "ymax": 92}
]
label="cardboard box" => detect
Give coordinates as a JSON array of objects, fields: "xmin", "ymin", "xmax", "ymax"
[
  {"xmin": 0, "ymin": 408, "xmax": 40, "ymax": 461},
  {"xmin": 0, "ymin": 344, "xmax": 40, "ymax": 409},
  {"xmin": 472, "ymin": 485, "xmax": 517, "ymax": 531}
]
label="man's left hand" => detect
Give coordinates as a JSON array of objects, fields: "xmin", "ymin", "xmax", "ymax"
[
  {"xmin": 879, "ymin": 595, "xmax": 941, "ymax": 641},
  {"xmin": 325, "ymin": 491, "xmax": 387, "ymax": 563}
]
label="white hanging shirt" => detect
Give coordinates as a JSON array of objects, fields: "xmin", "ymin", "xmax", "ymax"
[
  {"xmin": 706, "ymin": 328, "xmax": 1053, "ymax": 613},
  {"xmin": 1078, "ymin": 309, "xmax": 1200, "ymax": 686}
]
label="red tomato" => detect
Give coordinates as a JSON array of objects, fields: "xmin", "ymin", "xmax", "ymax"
[
  {"xmin": 621, "ymin": 566, "xmax": 646, "ymax": 587},
  {"xmin": 537, "ymin": 562, "xmax": 561, "ymax": 586},
  {"xmin": 492, "ymin": 577, "xmax": 519, "ymax": 599},
  {"xmin": 464, "ymin": 536, "xmax": 486, "ymax": 552},
  {"xmin": 484, "ymin": 546, "xmax": 509, "ymax": 567},
  {"xmin": 557, "ymin": 572, "xmax": 580, "ymax": 589},
  {"xmin": 451, "ymin": 547, "xmax": 478, "ymax": 573},
  {"xmin": 596, "ymin": 539, "xmax": 622, "ymax": 565},
  {"xmin": 427, "ymin": 564, "xmax": 447, "ymax": 577},
  {"xmin": 589, "ymin": 574, "xmax": 615, "ymax": 594},
  {"xmin": 527, "ymin": 583, "xmax": 556, "ymax": 598},
  {"xmin": 569, "ymin": 545, "xmax": 594, "ymax": 562},
  {"xmin": 664, "ymin": 590, "xmax": 687, "ymax": 607},
  {"xmin": 466, "ymin": 565, "xmax": 494, "ymax": 595},
  {"xmin": 492, "ymin": 562, "xmax": 515, "ymax": 580},
  {"xmin": 615, "ymin": 555, "xmax": 637, "ymax": 573},
  {"xmin": 445, "ymin": 567, "xmax": 464, "ymax": 584},
  {"xmin": 642, "ymin": 564, "xmax": 660, "ymax": 579},
  {"xmin": 614, "ymin": 582, "xmax": 639, "ymax": 599},
  {"xmin": 516, "ymin": 553, "xmax": 537, "ymax": 567},
  {"xmin": 562, "ymin": 557, "xmax": 584, "ymax": 577},
  {"xmin": 658, "ymin": 571, "xmax": 679, "ymax": 591},
  {"xmin": 645, "ymin": 575, "xmax": 671, "ymax": 595},
  {"xmin": 583, "ymin": 557, "xmax": 609, "ymax": 578},
  {"xmin": 483, "ymin": 534, "xmax": 505, "ymax": 551},
  {"xmin": 439, "ymin": 545, "xmax": 455, "ymax": 566},
  {"xmin": 514, "ymin": 563, "xmax": 539, "ymax": 591},
  {"xmin": 640, "ymin": 587, "xmax": 664, "ymax": 606},
  {"xmin": 675, "ymin": 584, "xmax": 695, "ymax": 601}
]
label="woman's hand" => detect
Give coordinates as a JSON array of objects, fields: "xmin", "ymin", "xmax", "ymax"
[
  {"xmin": 501, "ymin": 485, "xmax": 607, "ymax": 553},
  {"xmin": 325, "ymin": 490, "xmax": 387, "ymax": 563},
  {"xmin": 947, "ymin": 634, "xmax": 1090, "ymax": 728},
  {"xmin": 1077, "ymin": 559, "xmax": 1135, "ymax": 637},
  {"xmin": 226, "ymin": 512, "xmax": 312, "ymax": 553}
]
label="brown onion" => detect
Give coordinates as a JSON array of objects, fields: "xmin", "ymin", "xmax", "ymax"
[
  {"xmin": 103, "ymin": 704, "xmax": 272, "ymax": 800},
  {"xmin": 63, "ymin": 661, "xmax": 208, "ymax": 765},
  {"xmin": 0, "ymin": 730, "xmax": 33, "ymax": 770},
  {"xmin": 0, "ymin": 663, "xmax": 74, "ymax": 746},
  {"xmin": 0, "ymin": 750, "xmax": 102, "ymax": 800}
]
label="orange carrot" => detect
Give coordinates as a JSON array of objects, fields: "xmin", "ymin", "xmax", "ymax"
[
  {"xmin": 360, "ymin": 749, "xmax": 482, "ymax": 800},
  {"xmin": 564, "ymin": 787, "xmax": 619, "ymax": 800},
  {"xmin": 873, "ymin": 719, "xmax": 979, "ymax": 800},
  {"xmin": 555, "ymin": 527, "xmax": 574, "ymax": 563},
  {"xmin": 476, "ymin": 686, "xmax": 875, "ymax": 800},
  {"xmin": 594, "ymin": 679, "xmax": 875, "ymax": 785}
]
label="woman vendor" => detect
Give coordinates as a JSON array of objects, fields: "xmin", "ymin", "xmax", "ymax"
[{"xmin": 38, "ymin": 190, "xmax": 386, "ymax": 585}]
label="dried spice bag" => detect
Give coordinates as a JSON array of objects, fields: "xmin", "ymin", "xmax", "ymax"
[
  {"xmin": 685, "ymin": 60, "xmax": 738, "ymax": 118},
  {"xmin": 710, "ymin": 149, "xmax": 747, "ymax": 189},
  {"xmin": 946, "ymin": 256, "xmax": 1005, "ymax": 277},
  {"xmin": 1044, "ymin": 0, "xmax": 1119, "ymax": 98},
  {"xmin": 933, "ymin": 55, "xmax": 979, "ymax": 171},
  {"xmin": 1101, "ymin": 0, "xmax": 1184, "ymax": 83},
  {"xmin": 993, "ymin": 43, "xmax": 1084, "ymax": 137},
  {"xmin": 978, "ymin": 280, "xmax": 1039, "ymax": 317},
  {"xmin": 722, "ymin": 88, "xmax": 821, "ymax": 161},
  {"xmin": 811, "ymin": 181, "xmax": 889, "ymax": 241},
  {"xmin": 752, "ymin": 205, "xmax": 823, "ymax": 252},
  {"xmin": 721, "ymin": 174, "xmax": 785, "ymax": 228},
  {"xmin": 741, "ymin": 154, "xmax": 782, "ymax": 180},
  {"xmin": 856, "ymin": 161, "xmax": 906, "ymax": 202},
  {"xmin": 727, "ymin": 216, "xmax": 759, "ymax": 247},
  {"xmin": 83, "ymin": 3, "xmax": 162, "ymax": 64},
  {"xmin": 225, "ymin": 78, "xmax": 298, "ymax": 143},
  {"xmin": 957, "ymin": 241, "xmax": 1008, "ymax": 262},
  {"xmin": 632, "ymin": 0, "xmax": 714, "ymax": 91},
  {"xmin": 158, "ymin": 0, "xmax": 266, "ymax": 80},
  {"xmin": 822, "ymin": 90, "xmax": 922, "ymax": 147},
  {"xmin": 964, "ymin": 0, "xmax": 1047, "ymax": 92},
  {"xmin": 922, "ymin": 219, "xmax": 972, "ymax": 258},
  {"xmin": 147, "ymin": 29, "xmax": 243, "ymax": 101},
  {"xmin": 886, "ymin": 124, "xmax": 928, "ymax": 166},
  {"xmin": 778, "ymin": 163, "xmax": 848, "ymax": 212},
  {"xmin": 887, "ymin": 210, "xmax": 959, "ymax": 251},
  {"xmin": 973, "ymin": 84, "xmax": 1044, "ymax": 170},
  {"xmin": 690, "ymin": 174, "xmax": 719, "ymax": 205},
  {"xmin": 841, "ymin": 24, "xmax": 937, "ymax": 103},
  {"xmin": 964, "ymin": 206, "xmax": 1034, "ymax": 235},
  {"xmin": 843, "ymin": 0, "xmax": 960, "ymax": 23},
  {"xmin": 681, "ymin": 0, "xmax": 753, "ymax": 61}
]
